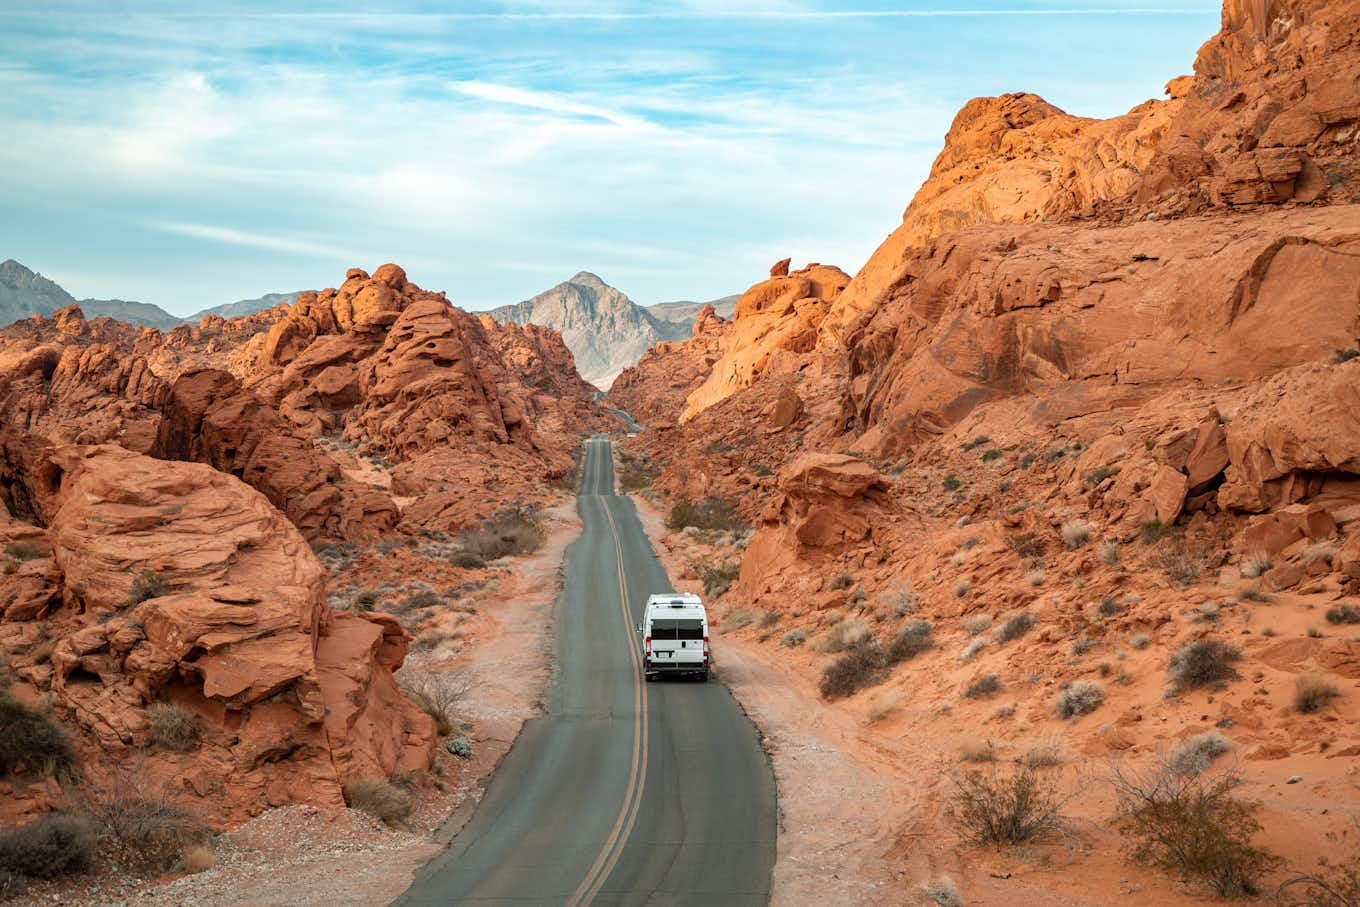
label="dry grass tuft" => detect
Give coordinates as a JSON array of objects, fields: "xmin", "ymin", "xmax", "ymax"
[
  {"xmin": 1056, "ymin": 680, "xmax": 1104, "ymax": 719},
  {"xmin": 344, "ymin": 777, "xmax": 413, "ymax": 826},
  {"xmin": 147, "ymin": 702, "xmax": 200, "ymax": 752},
  {"xmin": 1168, "ymin": 639, "xmax": 1240, "ymax": 692},
  {"xmin": 1168, "ymin": 731, "xmax": 1232, "ymax": 776},
  {"xmin": 949, "ymin": 764, "xmax": 1069, "ymax": 845},
  {"xmin": 1295, "ymin": 674, "xmax": 1341, "ymax": 714}
]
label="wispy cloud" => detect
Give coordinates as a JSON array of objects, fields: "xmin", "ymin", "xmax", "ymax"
[
  {"xmin": 0, "ymin": 7, "xmax": 1217, "ymax": 19},
  {"xmin": 451, "ymin": 81, "xmax": 653, "ymax": 129},
  {"xmin": 147, "ymin": 222, "xmax": 361, "ymax": 260}
]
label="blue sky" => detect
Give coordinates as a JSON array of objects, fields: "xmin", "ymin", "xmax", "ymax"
[{"xmin": 0, "ymin": 1, "xmax": 1220, "ymax": 315}]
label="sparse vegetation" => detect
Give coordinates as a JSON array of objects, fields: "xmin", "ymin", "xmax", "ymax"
[
  {"xmin": 1099, "ymin": 541, "xmax": 1120, "ymax": 566},
  {"xmin": 1334, "ymin": 348, "xmax": 1360, "ymax": 364},
  {"xmin": 960, "ymin": 637, "xmax": 988, "ymax": 662},
  {"xmin": 964, "ymin": 673, "xmax": 1001, "ymax": 699},
  {"xmin": 942, "ymin": 473, "xmax": 962, "ymax": 492},
  {"xmin": 1086, "ymin": 465, "xmax": 1120, "ymax": 488},
  {"xmin": 960, "ymin": 740, "xmax": 997, "ymax": 762},
  {"xmin": 819, "ymin": 643, "xmax": 889, "ymax": 699},
  {"xmin": 1168, "ymin": 731, "xmax": 1232, "ymax": 776},
  {"xmin": 3, "ymin": 541, "xmax": 44, "ymax": 562},
  {"xmin": 1112, "ymin": 761, "xmax": 1282, "ymax": 898},
  {"xmin": 698, "ymin": 560, "xmax": 740, "ymax": 598},
  {"xmin": 920, "ymin": 875, "xmax": 963, "ymax": 907},
  {"xmin": 820, "ymin": 616, "xmax": 872, "ymax": 653},
  {"xmin": 343, "ymin": 777, "xmax": 413, "ymax": 826},
  {"xmin": 1140, "ymin": 520, "xmax": 1171, "ymax": 544},
  {"xmin": 147, "ymin": 702, "xmax": 200, "ymax": 752},
  {"xmin": 962, "ymin": 435, "xmax": 990, "ymax": 451},
  {"xmin": 981, "ymin": 448, "xmax": 1002, "ymax": 462},
  {"xmin": 882, "ymin": 583, "xmax": 920, "ymax": 616},
  {"xmin": 949, "ymin": 764, "xmax": 1068, "ymax": 845},
  {"xmin": 400, "ymin": 670, "xmax": 471, "ymax": 736},
  {"xmin": 1295, "ymin": 674, "xmax": 1341, "ymax": 714},
  {"xmin": 1005, "ymin": 531, "xmax": 1040, "ymax": 558},
  {"xmin": 1276, "ymin": 819, "xmax": 1360, "ymax": 907},
  {"xmin": 780, "ymin": 628, "xmax": 807, "ymax": 648},
  {"xmin": 1097, "ymin": 596, "xmax": 1123, "ymax": 618},
  {"xmin": 722, "ymin": 607, "xmax": 755, "ymax": 633},
  {"xmin": 995, "ymin": 611, "xmax": 1036, "ymax": 643},
  {"xmin": 829, "ymin": 571, "xmax": 854, "ymax": 591},
  {"xmin": 1327, "ymin": 604, "xmax": 1360, "ymax": 625},
  {"xmin": 954, "ymin": 578, "xmax": 971, "ymax": 597},
  {"xmin": 1241, "ymin": 551, "xmax": 1272, "ymax": 578},
  {"xmin": 865, "ymin": 690, "xmax": 901, "ymax": 724},
  {"xmin": 1168, "ymin": 639, "xmax": 1241, "ymax": 692},
  {"xmin": 1152, "ymin": 538, "xmax": 1208, "ymax": 586},
  {"xmin": 128, "ymin": 570, "xmax": 170, "ymax": 604},
  {"xmin": 886, "ymin": 620, "xmax": 933, "ymax": 662},
  {"xmin": 1130, "ymin": 632, "xmax": 1150, "ymax": 649},
  {"xmin": 0, "ymin": 694, "xmax": 78, "ymax": 782},
  {"xmin": 964, "ymin": 614, "xmax": 993, "ymax": 636},
  {"xmin": 458, "ymin": 504, "xmax": 546, "ymax": 561},
  {"xmin": 1240, "ymin": 587, "xmax": 1273, "ymax": 603},
  {"xmin": 1021, "ymin": 740, "xmax": 1065, "ymax": 768},
  {"xmin": 0, "ymin": 814, "xmax": 96, "ymax": 883},
  {"xmin": 81, "ymin": 783, "xmax": 208, "ymax": 873},
  {"xmin": 1056, "ymin": 680, "xmax": 1104, "ymax": 719},
  {"xmin": 665, "ymin": 497, "xmax": 745, "ymax": 532}
]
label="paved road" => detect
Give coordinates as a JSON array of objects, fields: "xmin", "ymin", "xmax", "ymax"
[{"xmin": 393, "ymin": 438, "xmax": 777, "ymax": 906}]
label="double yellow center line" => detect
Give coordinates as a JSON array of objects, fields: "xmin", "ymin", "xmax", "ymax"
[{"xmin": 565, "ymin": 439, "xmax": 649, "ymax": 907}]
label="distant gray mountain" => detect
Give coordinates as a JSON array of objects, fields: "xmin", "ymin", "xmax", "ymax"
[
  {"xmin": 0, "ymin": 258, "xmax": 298, "ymax": 330},
  {"xmin": 488, "ymin": 272, "xmax": 692, "ymax": 390},
  {"xmin": 79, "ymin": 298, "xmax": 183, "ymax": 330},
  {"xmin": 189, "ymin": 291, "xmax": 299, "ymax": 321},
  {"xmin": 0, "ymin": 259, "xmax": 79, "ymax": 324},
  {"xmin": 646, "ymin": 294, "xmax": 739, "ymax": 325}
]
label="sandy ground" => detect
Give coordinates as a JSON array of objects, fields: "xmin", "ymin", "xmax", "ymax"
[{"xmin": 37, "ymin": 500, "xmax": 581, "ymax": 907}]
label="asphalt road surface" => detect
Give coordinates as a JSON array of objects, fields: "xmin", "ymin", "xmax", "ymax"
[{"xmin": 393, "ymin": 437, "xmax": 777, "ymax": 906}]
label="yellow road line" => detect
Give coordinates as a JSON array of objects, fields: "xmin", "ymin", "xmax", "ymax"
[{"xmin": 566, "ymin": 440, "xmax": 649, "ymax": 907}]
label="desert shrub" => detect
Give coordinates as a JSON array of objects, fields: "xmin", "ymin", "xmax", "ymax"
[
  {"xmin": 1112, "ymin": 761, "xmax": 1282, "ymax": 898},
  {"xmin": 1168, "ymin": 639, "xmax": 1240, "ymax": 692},
  {"xmin": 665, "ymin": 497, "xmax": 745, "ymax": 532},
  {"xmin": 83, "ymin": 786, "xmax": 207, "ymax": 873},
  {"xmin": 446, "ymin": 736, "xmax": 473, "ymax": 758},
  {"xmin": 964, "ymin": 673, "xmax": 1001, "ymax": 699},
  {"xmin": 882, "ymin": 583, "xmax": 920, "ymax": 616},
  {"xmin": 0, "ymin": 814, "xmax": 96, "ymax": 881},
  {"xmin": 821, "ymin": 616, "xmax": 872, "ymax": 653},
  {"xmin": 1334, "ymin": 348, "xmax": 1360, "ymax": 364},
  {"xmin": 1241, "ymin": 551, "xmax": 1272, "ymax": 578},
  {"xmin": 954, "ymin": 578, "xmax": 971, "ymax": 597},
  {"xmin": 949, "ymin": 764, "xmax": 1068, "ymax": 845},
  {"xmin": 964, "ymin": 614, "xmax": 993, "ymax": 636},
  {"xmin": 1005, "ymin": 532, "xmax": 1040, "ymax": 558},
  {"xmin": 1099, "ymin": 541, "xmax": 1120, "ymax": 567},
  {"xmin": 1240, "ymin": 586, "xmax": 1273, "ymax": 603},
  {"xmin": 400, "ymin": 670, "xmax": 471, "ymax": 736},
  {"xmin": 1276, "ymin": 820, "xmax": 1360, "ymax": 907},
  {"xmin": 920, "ymin": 875, "xmax": 963, "ymax": 907},
  {"xmin": 444, "ymin": 550, "xmax": 486, "ymax": 569},
  {"xmin": 1061, "ymin": 520, "xmax": 1090, "ymax": 549},
  {"xmin": 780, "ymin": 628, "xmax": 806, "ymax": 648},
  {"xmin": 960, "ymin": 740, "xmax": 997, "ymax": 763},
  {"xmin": 3, "ymin": 541, "xmax": 44, "ymax": 562},
  {"xmin": 1130, "ymin": 632, "xmax": 1151, "ymax": 650},
  {"xmin": 147, "ymin": 702, "xmax": 200, "ymax": 752},
  {"xmin": 1326, "ymin": 604, "xmax": 1360, "ymax": 625},
  {"xmin": 1168, "ymin": 731, "xmax": 1232, "ymax": 776},
  {"xmin": 722, "ymin": 608, "xmax": 755, "ymax": 633},
  {"xmin": 1086, "ymin": 465, "xmax": 1120, "ymax": 488},
  {"xmin": 1056, "ymin": 680, "xmax": 1104, "ymax": 719},
  {"xmin": 962, "ymin": 435, "xmax": 990, "ymax": 451},
  {"xmin": 981, "ymin": 448, "xmax": 1002, "ymax": 462},
  {"xmin": 1071, "ymin": 637, "xmax": 1097, "ymax": 656},
  {"xmin": 960, "ymin": 637, "xmax": 988, "ymax": 662},
  {"xmin": 181, "ymin": 843, "xmax": 214, "ymax": 874},
  {"xmin": 0, "ymin": 695, "xmax": 77, "ymax": 781},
  {"xmin": 758, "ymin": 610, "xmax": 779, "ymax": 628},
  {"xmin": 128, "ymin": 570, "xmax": 170, "ymax": 604},
  {"xmin": 1097, "ymin": 596, "xmax": 1123, "ymax": 618},
  {"xmin": 458, "ymin": 504, "xmax": 545, "ymax": 561},
  {"xmin": 1140, "ymin": 520, "xmax": 1171, "ymax": 544},
  {"xmin": 1021, "ymin": 739, "xmax": 1065, "ymax": 768},
  {"xmin": 344, "ymin": 777, "xmax": 412, "ymax": 825},
  {"xmin": 1295, "ymin": 674, "xmax": 1341, "ymax": 714},
  {"xmin": 1152, "ymin": 538, "xmax": 1207, "ymax": 586},
  {"xmin": 395, "ymin": 590, "xmax": 442, "ymax": 612},
  {"xmin": 819, "ymin": 643, "xmax": 888, "ymax": 699},
  {"xmin": 699, "ymin": 560, "xmax": 740, "ymax": 598},
  {"xmin": 865, "ymin": 690, "xmax": 901, "ymax": 724},
  {"xmin": 995, "ymin": 612, "xmax": 1036, "ymax": 643},
  {"xmin": 942, "ymin": 473, "xmax": 962, "ymax": 492},
  {"xmin": 886, "ymin": 620, "xmax": 933, "ymax": 662},
  {"xmin": 1188, "ymin": 602, "xmax": 1220, "ymax": 623},
  {"xmin": 828, "ymin": 571, "xmax": 854, "ymax": 591}
]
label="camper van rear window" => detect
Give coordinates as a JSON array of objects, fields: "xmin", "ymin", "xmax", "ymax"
[{"xmin": 650, "ymin": 619, "xmax": 704, "ymax": 640}]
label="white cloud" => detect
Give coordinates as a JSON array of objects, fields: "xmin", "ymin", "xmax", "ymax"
[
  {"xmin": 147, "ymin": 221, "xmax": 363, "ymax": 260},
  {"xmin": 450, "ymin": 80, "xmax": 654, "ymax": 130}
]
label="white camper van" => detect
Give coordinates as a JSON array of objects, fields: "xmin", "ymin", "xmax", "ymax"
[{"xmin": 639, "ymin": 593, "xmax": 710, "ymax": 681}]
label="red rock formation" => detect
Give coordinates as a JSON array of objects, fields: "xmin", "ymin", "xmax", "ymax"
[
  {"xmin": 2, "ymin": 443, "xmax": 433, "ymax": 825},
  {"xmin": 607, "ymin": 304, "xmax": 730, "ymax": 426}
]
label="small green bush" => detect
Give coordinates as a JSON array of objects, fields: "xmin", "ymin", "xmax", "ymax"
[
  {"xmin": 942, "ymin": 473, "xmax": 962, "ymax": 492},
  {"xmin": 828, "ymin": 571, "xmax": 854, "ymax": 591},
  {"xmin": 1097, "ymin": 596, "xmax": 1123, "ymax": 618},
  {"xmin": 1168, "ymin": 731, "xmax": 1232, "ymax": 776},
  {"xmin": 780, "ymin": 628, "xmax": 807, "ymax": 648},
  {"xmin": 458, "ymin": 504, "xmax": 546, "ymax": 561},
  {"xmin": 1334, "ymin": 348, "xmax": 1360, "ymax": 364},
  {"xmin": 1086, "ymin": 465, "xmax": 1120, "ymax": 488},
  {"xmin": 1140, "ymin": 520, "xmax": 1171, "ymax": 544},
  {"xmin": 699, "ymin": 560, "xmax": 740, "ymax": 598},
  {"xmin": 981, "ymin": 448, "xmax": 1002, "ymax": 462},
  {"xmin": 1326, "ymin": 604, "xmax": 1360, "ymax": 625}
]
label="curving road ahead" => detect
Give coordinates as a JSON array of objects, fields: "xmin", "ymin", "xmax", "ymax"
[{"xmin": 393, "ymin": 438, "xmax": 777, "ymax": 906}]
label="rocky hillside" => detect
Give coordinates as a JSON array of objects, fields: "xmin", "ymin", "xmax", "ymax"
[
  {"xmin": 0, "ymin": 263, "xmax": 605, "ymax": 836},
  {"xmin": 488, "ymin": 272, "xmax": 693, "ymax": 390},
  {"xmin": 610, "ymin": 0, "xmax": 1360, "ymax": 899}
]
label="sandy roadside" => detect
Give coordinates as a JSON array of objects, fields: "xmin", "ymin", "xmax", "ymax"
[{"xmin": 81, "ymin": 500, "xmax": 582, "ymax": 907}]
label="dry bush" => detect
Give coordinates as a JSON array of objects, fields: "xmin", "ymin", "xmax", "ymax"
[
  {"xmin": 965, "ymin": 614, "xmax": 993, "ymax": 636},
  {"xmin": 865, "ymin": 690, "xmax": 901, "ymax": 724},
  {"xmin": 1021, "ymin": 739, "xmax": 1065, "ymax": 768},
  {"xmin": 1006, "ymin": 532, "xmax": 1041, "ymax": 558},
  {"xmin": 995, "ymin": 612, "xmax": 1036, "ymax": 643},
  {"xmin": 1168, "ymin": 731, "xmax": 1232, "ymax": 776},
  {"xmin": 1240, "ymin": 586, "xmax": 1273, "ymax": 603},
  {"xmin": 780, "ymin": 628, "xmax": 806, "ymax": 648},
  {"xmin": 882, "ymin": 583, "xmax": 920, "ymax": 616},
  {"xmin": 1099, "ymin": 541, "xmax": 1120, "ymax": 567},
  {"xmin": 960, "ymin": 740, "xmax": 997, "ymax": 763},
  {"xmin": 1327, "ymin": 604, "xmax": 1360, "ymax": 625},
  {"xmin": 4, "ymin": 541, "xmax": 44, "ymax": 561},
  {"xmin": 1056, "ymin": 680, "xmax": 1104, "ymax": 719},
  {"xmin": 81, "ymin": 782, "xmax": 207, "ymax": 873},
  {"xmin": 1241, "ymin": 552, "xmax": 1272, "ymax": 578},
  {"xmin": 949, "ymin": 764, "xmax": 1069, "ymax": 845},
  {"xmin": 128, "ymin": 570, "xmax": 170, "ymax": 604},
  {"xmin": 1112, "ymin": 761, "xmax": 1282, "ymax": 898},
  {"xmin": 829, "ymin": 571, "xmax": 855, "ymax": 591},
  {"xmin": 1096, "ymin": 596, "xmax": 1123, "ymax": 618},
  {"xmin": 819, "ymin": 616, "xmax": 872, "ymax": 654},
  {"xmin": 0, "ymin": 694, "xmax": 78, "ymax": 782},
  {"xmin": 1296, "ymin": 674, "xmax": 1341, "ymax": 714},
  {"xmin": 819, "ymin": 644, "xmax": 889, "ymax": 699},
  {"xmin": 954, "ymin": 578, "xmax": 971, "ymax": 597},
  {"xmin": 458, "ymin": 504, "xmax": 546, "ymax": 561},
  {"xmin": 920, "ymin": 875, "xmax": 963, "ymax": 907},
  {"xmin": 0, "ymin": 814, "xmax": 95, "ymax": 883},
  {"xmin": 1152, "ymin": 538, "xmax": 1209, "ymax": 586},
  {"xmin": 1140, "ymin": 520, "xmax": 1172, "ymax": 544},
  {"xmin": 343, "ymin": 777, "xmax": 413, "ymax": 825},
  {"xmin": 665, "ymin": 497, "xmax": 745, "ymax": 532},
  {"xmin": 722, "ymin": 608, "xmax": 755, "ymax": 633},
  {"xmin": 1168, "ymin": 639, "xmax": 1241, "ymax": 692},
  {"xmin": 181, "ymin": 843, "xmax": 214, "ymax": 874},
  {"xmin": 147, "ymin": 702, "xmax": 199, "ymax": 752},
  {"xmin": 412, "ymin": 628, "xmax": 454, "ymax": 652},
  {"xmin": 698, "ymin": 560, "xmax": 740, "ymax": 598},
  {"xmin": 1061, "ymin": 520, "xmax": 1090, "ymax": 549},
  {"xmin": 1276, "ymin": 818, "xmax": 1360, "ymax": 907},
  {"xmin": 1130, "ymin": 632, "xmax": 1151, "ymax": 650},
  {"xmin": 960, "ymin": 637, "xmax": 988, "ymax": 662},
  {"xmin": 400, "ymin": 670, "xmax": 471, "ymax": 737},
  {"xmin": 964, "ymin": 673, "xmax": 1001, "ymax": 699},
  {"xmin": 886, "ymin": 620, "xmax": 933, "ymax": 662},
  {"xmin": 1071, "ymin": 637, "xmax": 1097, "ymax": 656}
]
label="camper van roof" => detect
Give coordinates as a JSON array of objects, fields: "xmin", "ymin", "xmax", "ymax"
[{"xmin": 646, "ymin": 593, "xmax": 703, "ymax": 608}]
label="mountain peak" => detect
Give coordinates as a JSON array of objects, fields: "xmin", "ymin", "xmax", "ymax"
[{"xmin": 567, "ymin": 271, "xmax": 609, "ymax": 289}]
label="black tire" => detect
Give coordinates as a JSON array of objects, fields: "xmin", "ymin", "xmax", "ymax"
[
  {"xmin": 700, "ymin": 669, "xmax": 710, "ymax": 683},
  {"xmin": 644, "ymin": 672, "xmax": 655, "ymax": 683}
]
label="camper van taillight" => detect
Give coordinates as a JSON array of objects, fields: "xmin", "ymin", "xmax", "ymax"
[
  {"xmin": 644, "ymin": 635, "xmax": 652, "ymax": 656},
  {"xmin": 703, "ymin": 635, "xmax": 710, "ymax": 657}
]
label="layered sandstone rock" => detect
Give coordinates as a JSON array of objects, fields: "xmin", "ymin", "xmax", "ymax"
[{"xmin": 607, "ymin": 304, "xmax": 730, "ymax": 426}]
